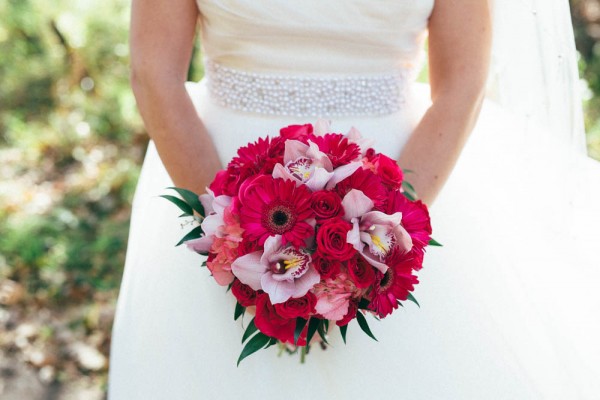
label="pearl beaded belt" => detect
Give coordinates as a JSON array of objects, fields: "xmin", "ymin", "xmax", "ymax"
[{"xmin": 205, "ymin": 60, "xmax": 410, "ymax": 117}]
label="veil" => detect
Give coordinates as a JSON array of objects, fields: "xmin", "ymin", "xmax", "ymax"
[{"xmin": 486, "ymin": 0, "xmax": 588, "ymax": 155}]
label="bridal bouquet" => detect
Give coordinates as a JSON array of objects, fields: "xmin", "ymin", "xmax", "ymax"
[{"xmin": 163, "ymin": 121, "xmax": 436, "ymax": 365}]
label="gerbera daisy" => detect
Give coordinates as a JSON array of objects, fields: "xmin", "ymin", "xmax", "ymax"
[
  {"xmin": 239, "ymin": 175, "xmax": 315, "ymax": 247},
  {"xmin": 334, "ymin": 167, "xmax": 388, "ymax": 208},
  {"xmin": 312, "ymin": 134, "xmax": 361, "ymax": 168}
]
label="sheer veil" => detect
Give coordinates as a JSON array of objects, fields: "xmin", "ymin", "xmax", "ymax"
[{"xmin": 487, "ymin": 0, "xmax": 588, "ymax": 154}]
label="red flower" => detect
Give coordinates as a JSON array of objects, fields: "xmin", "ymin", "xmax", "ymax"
[
  {"xmin": 255, "ymin": 293, "xmax": 307, "ymax": 345},
  {"xmin": 346, "ymin": 255, "xmax": 376, "ymax": 289},
  {"xmin": 373, "ymin": 154, "xmax": 404, "ymax": 190},
  {"xmin": 310, "ymin": 190, "xmax": 343, "ymax": 221},
  {"xmin": 316, "ymin": 218, "xmax": 356, "ymax": 261},
  {"xmin": 335, "ymin": 168, "xmax": 388, "ymax": 208},
  {"xmin": 369, "ymin": 254, "xmax": 419, "ymax": 318},
  {"xmin": 231, "ymin": 279, "xmax": 258, "ymax": 307},
  {"xmin": 312, "ymin": 134, "xmax": 361, "ymax": 168},
  {"xmin": 336, "ymin": 299, "xmax": 358, "ymax": 327},
  {"xmin": 381, "ymin": 191, "xmax": 432, "ymax": 257},
  {"xmin": 274, "ymin": 292, "xmax": 317, "ymax": 319},
  {"xmin": 239, "ymin": 175, "xmax": 315, "ymax": 248},
  {"xmin": 312, "ymin": 253, "xmax": 342, "ymax": 280},
  {"xmin": 279, "ymin": 124, "xmax": 314, "ymax": 142}
]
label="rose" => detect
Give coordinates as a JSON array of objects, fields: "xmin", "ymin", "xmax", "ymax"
[
  {"xmin": 255, "ymin": 294, "xmax": 307, "ymax": 345},
  {"xmin": 274, "ymin": 292, "xmax": 317, "ymax": 319},
  {"xmin": 316, "ymin": 218, "xmax": 356, "ymax": 261},
  {"xmin": 373, "ymin": 154, "xmax": 403, "ymax": 190},
  {"xmin": 347, "ymin": 255, "xmax": 376, "ymax": 289},
  {"xmin": 311, "ymin": 191, "xmax": 343, "ymax": 220},
  {"xmin": 231, "ymin": 279, "xmax": 258, "ymax": 307},
  {"xmin": 312, "ymin": 254, "xmax": 342, "ymax": 280},
  {"xmin": 279, "ymin": 123, "xmax": 314, "ymax": 141},
  {"xmin": 336, "ymin": 300, "xmax": 358, "ymax": 327}
]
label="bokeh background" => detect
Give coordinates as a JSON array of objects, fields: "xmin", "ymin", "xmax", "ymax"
[{"xmin": 0, "ymin": 1, "xmax": 598, "ymax": 398}]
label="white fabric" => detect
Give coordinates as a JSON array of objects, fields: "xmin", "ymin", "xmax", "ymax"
[{"xmin": 109, "ymin": 1, "xmax": 600, "ymax": 399}]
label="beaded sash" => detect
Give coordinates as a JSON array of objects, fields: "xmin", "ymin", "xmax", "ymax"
[{"xmin": 205, "ymin": 60, "xmax": 411, "ymax": 117}]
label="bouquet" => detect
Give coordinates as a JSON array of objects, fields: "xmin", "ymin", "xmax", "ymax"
[{"xmin": 163, "ymin": 121, "xmax": 438, "ymax": 365}]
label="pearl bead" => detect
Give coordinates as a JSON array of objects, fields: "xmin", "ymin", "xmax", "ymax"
[{"xmin": 205, "ymin": 60, "xmax": 411, "ymax": 117}]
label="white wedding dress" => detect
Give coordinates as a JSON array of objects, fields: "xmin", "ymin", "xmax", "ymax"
[{"xmin": 108, "ymin": 1, "xmax": 600, "ymax": 399}]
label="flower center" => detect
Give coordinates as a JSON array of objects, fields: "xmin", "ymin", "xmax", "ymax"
[
  {"xmin": 286, "ymin": 157, "xmax": 313, "ymax": 182},
  {"xmin": 270, "ymin": 250, "xmax": 311, "ymax": 278},
  {"xmin": 263, "ymin": 202, "xmax": 297, "ymax": 234},
  {"xmin": 379, "ymin": 269, "xmax": 394, "ymax": 292}
]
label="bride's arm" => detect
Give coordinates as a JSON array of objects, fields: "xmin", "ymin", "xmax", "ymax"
[
  {"xmin": 130, "ymin": 0, "xmax": 222, "ymax": 194},
  {"xmin": 397, "ymin": 0, "xmax": 492, "ymax": 205}
]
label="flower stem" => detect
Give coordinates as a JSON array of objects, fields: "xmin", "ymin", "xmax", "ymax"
[{"xmin": 300, "ymin": 346, "xmax": 307, "ymax": 364}]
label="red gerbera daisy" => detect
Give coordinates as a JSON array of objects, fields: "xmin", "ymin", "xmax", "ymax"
[
  {"xmin": 368, "ymin": 252, "xmax": 419, "ymax": 318},
  {"xmin": 312, "ymin": 134, "xmax": 361, "ymax": 168},
  {"xmin": 334, "ymin": 167, "xmax": 388, "ymax": 208},
  {"xmin": 239, "ymin": 176, "xmax": 315, "ymax": 248}
]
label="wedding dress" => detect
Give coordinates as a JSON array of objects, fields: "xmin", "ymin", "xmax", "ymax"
[{"xmin": 108, "ymin": 1, "xmax": 600, "ymax": 399}]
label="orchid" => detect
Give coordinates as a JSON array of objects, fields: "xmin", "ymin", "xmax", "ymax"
[
  {"xmin": 231, "ymin": 235, "xmax": 321, "ymax": 304},
  {"xmin": 185, "ymin": 189, "xmax": 235, "ymax": 254}
]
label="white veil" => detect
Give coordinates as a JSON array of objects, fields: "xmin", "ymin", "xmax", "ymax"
[{"xmin": 487, "ymin": 0, "xmax": 588, "ymax": 155}]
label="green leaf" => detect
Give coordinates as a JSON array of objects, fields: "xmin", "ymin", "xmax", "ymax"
[
  {"xmin": 241, "ymin": 318, "xmax": 258, "ymax": 343},
  {"xmin": 355, "ymin": 311, "xmax": 378, "ymax": 342},
  {"xmin": 265, "ymin": 338, "xmax": 277, "ymax": 349},
  {"xmin": 402, "ymin": 191, "xmax": 416, "ymax": 201},
  {"xmin": 234, "ymin": 302, "xmax": 245, "ymax": 321},
  {"xmin": 358, "ymin": 297, "xmax": 371, "ymax": 310},
  {"xmin": 402, "ymin": 168, "xmax": 415, "ymax": 174},
  {"xmin": 317, "ymin": 320, "xmax": 329, "ymax": 344},
  {"xmin": 175, "ymin": 226, "xmax": 204, "ymax": 247},
  {"xmin": 167, "ymin": 187, "xmax": 205, "ymax": 216},
  {"xmin": 294, "ymin": 317, "xmax": 308, "ymax": 345},
  {"xmin": 396, "ymin": 300, "xmax": 404, "ymax": 307},
  {"xmin": 339, "ymin": 324, "xmax": 348, "ymax": 344},
  {"xmin": 428, "ymin": 238, "xmax": 443, "ymax": 247},
  {"xmin": 237, "ymin": 332, "xmax": 270, "ymax": 366},
  {"xmin": 160, "ymin": 194, "xmax": 194, "ymax": 215},
  {"xmin": 407, "ymin": 292, "xmax": 420, "ymax": 308},
  {"xmin": 306, "ymin": 318, "xmax": 321, "ymax": 344}
]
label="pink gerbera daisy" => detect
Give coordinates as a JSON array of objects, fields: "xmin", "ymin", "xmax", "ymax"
[
  {"xmin": 239, "ymin": 176, "xmax": 315, "ymax": 248},
  {"xmin": 312, "ymin": 134, "xmax": 361, "ymax": 168},
  {"xmin": 334, "ymin": 168, "xmax": 388, "ymax": 208}
]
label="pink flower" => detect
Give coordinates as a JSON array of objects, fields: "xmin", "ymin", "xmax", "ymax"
[
  {"xmin": 238, "ymin": 175, "xmax": 315, "ymax": 248},
  {"xmin": 313, "ymin": 273, "xmax": 358, "ymax": 321},
  {"xmin": 185, "ymin": 189, "xmax": 236, "ymax": 254},
  {"xmin": 204, "ymin": 207, "xmax": 244, "ymax": 286},
  {"xmin": 231, "ymin": 235, "xmax": 320, "ymax": 304},
  {"xmin": 369, "ymin": 253, "xmax": 420, "ymax": 318},
  {"xmin": 343, "ymin": 189, "xmax": 413, "ymax": 273}
]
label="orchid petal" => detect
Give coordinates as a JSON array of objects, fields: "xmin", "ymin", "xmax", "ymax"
[
  {"xmin": 325, "ymin": 162, "xmax": 362, "ymax": 189},
  {"xmin": 342, "ymin": 189, "xmax": 374, "ymax": 221},
  {"xmin": 199, "ymin": 190, "xmax": 215, "ymax": 215},
  {"xmin": 272, "ymin": 163, "xmax": 302, "ymax": 185},
  {"xmin": 231, "ymin": 252, "xmax": 267, "ymax": 291},
  {"xmin": 185, "ymin": 236, "xmax": 214, "ymax": 253},
  {"xmin": 292, "ymin": 267, "xmax": 321, "ymax": 298},
  {"xmin": 261, "ymin": 235, "xmax": 283, "ymax": 264},
  {"xmin": 393, "ymin": 224, "xmax": 414, "ymax": 253},
  {"xmin": 212, "ymin": 195, "xmax": 232, "ymax": 215},
  {"xmin": 201, "ymin": 213, "xmax": 223, "ymax": 237},
  {"xmin": 347, "ymin": 218, "xmax": 363, "ymax": 251},
  {"xmin": 305, "ymin": 167, "xmax": 335, "ymax": 191},
  {"xmin": 361, "ymin": 210, "xmax": 402, "ymax": 227},
  {"xmin": 314, "ymin": 118, "xmax": 331, "ymax": 136},
  {"xmin": 284, "ymin": 140, "xmax": 309, "ymax": 164},
  {"xmin": 261, "ymin": 273, "xmax": 296, "ymax": 304},
  {"xmin": 306, "ymin": 141, "xmax": 333, "ymax": 171},
  {"xmin": 359, "ymin": 249, "xmax": 390, "ymax": 274}
]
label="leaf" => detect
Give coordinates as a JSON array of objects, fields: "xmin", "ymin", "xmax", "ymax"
[
  {"xmin": 234, "ymin": 302, "xmax": 245, "ymax": 321},
  {"xmin": 294, "ymin": 317, "xmax": 308, "ymax": 345},
  {"xmin": 167, "ymin": 187, "xmax": 205, "ymax": 216},
  {"xmin": 428, "ymin": 238, "xmax": 443, "ymax": 247},
  {"xmin": 355, "ymin": 311, "xmax": 378, "ymax": 342},
  {"xmin": 265, "ymin": 338, "xmax": 277, "ymax": 349},
  {"xmin": 175, "ymin": 226, "xmax": 204, "ymax": 247},
  {"xmin": 402, "ymin": 191, "xmax": 416, "ymax": 202},
  {"xmin": 317, "ymin": 320, "xmax": 329, "ymax": 344},
  {"xmin": 160, "ymin": 194, "xmax": 194, "ymax": 215},
  {"xmin": 396, "ymin": 300, "xmax": 404, "ymax": 307},
  {"xmin": 402, "ymin": 168, "xmax": 415, "ymax": 174},
  {"xmin": 241, "ymin": 318, "xmax": 258, "ymax": 343},
  {"xmin": 358, "ymin": 297, "xmax": 371, "ymax": 310},
  {"xmin": 237, "ymin": 332, "xmax": 270, "ymax": 366},
  {"xmin": 306, "ymin": 318, "xmax": 321, "ymax": 344},
  {"xmin": 339, "ymin": 324, "xmax": 348, "ymax": 344},
  {"xmin": 407, "ymin": 292, "xmax": 420, "ymax": 308}
]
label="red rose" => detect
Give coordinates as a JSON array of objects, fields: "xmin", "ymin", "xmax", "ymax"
[
  {"xmin": 347, "ymin": 255, "xmax": 376, "ymax": 289},
  {"xmin": 336, "ymin": 299, "xmax": 358, "ymax": 327},
  {"xmin": 316, "ymin": 218, "xmax": 356, "ymax": 261},
  {"xmin": 374, "ymin": 154, "xmax": 404, "ymax": 190},
  {"xmin": 311, "ymin": 191, "xmax": 343, "ymax": 221},
  {"xmin": 255, "ymin": 294, "xmax": 307, "ymax": 345},
  {"xmin": 312, "ymin": 253, "xmax": 342, "ymax": 280},
  {"xmin": 274, "ymin": 292, "xmax": 317, "ymax": 319},
  {"xmin": 279, "ymin": 124, "xmax": 314, "ymax": 142},
  {"xmin": 231, "ymin": 279, "xmax": 258, "ymax": 307},
  {"xmin": 208, "ymin": 169, "xmax": 231, "ymax": 197}
]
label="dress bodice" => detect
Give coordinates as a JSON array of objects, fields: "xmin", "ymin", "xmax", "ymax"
[{"xmin": 195, "ymin": 0, "xmax": 434, "ymax": 75}]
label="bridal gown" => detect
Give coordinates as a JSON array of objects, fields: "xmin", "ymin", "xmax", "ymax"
[{"xmin": 108, "ymin": 1, "xmax": 600, "ymax": 399}]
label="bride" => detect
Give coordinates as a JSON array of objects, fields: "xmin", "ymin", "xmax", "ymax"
[{"xmin": 108, "ymin": 0, "xmax": 600, "ymax": 398}]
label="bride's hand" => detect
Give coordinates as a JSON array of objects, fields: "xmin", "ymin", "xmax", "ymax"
[{"xmin": 130, "ymin": 0, "xmax": 222, "ymax": 194}]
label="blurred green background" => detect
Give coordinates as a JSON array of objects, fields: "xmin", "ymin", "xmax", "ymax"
[{"xmin": 0, "ymin": 0, "xmax": 598, "ymax": 398}]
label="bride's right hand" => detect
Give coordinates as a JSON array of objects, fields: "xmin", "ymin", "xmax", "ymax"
[{"xmin": 130, "ymin": 0, "xmax": 222, "ymax": 194}]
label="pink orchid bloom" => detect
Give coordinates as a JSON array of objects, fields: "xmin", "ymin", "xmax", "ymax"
[
  {"xmin": 272, "ymin": 139, "xmax": 361, "ymax": 191},
  {"xmin": 231, "ymin": 235, "xmax": 320, "ymax": 304},
  {"xmin": 314, "ymin": 118, "xmax": 374, "ymax": 156},
  {"xmin": 185, "ymin": 189, "xmax": 233, "ymax": 254},
  {"xmin": 342, "ymin": 189, "xmax": 413, "ymax": 273}
]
